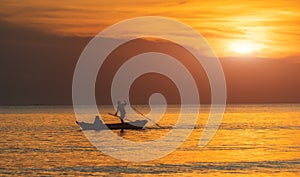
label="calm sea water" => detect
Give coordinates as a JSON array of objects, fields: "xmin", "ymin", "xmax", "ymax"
[{"xmin": 0, "ymin": 104, "xmax": 299, "ymax": 176}]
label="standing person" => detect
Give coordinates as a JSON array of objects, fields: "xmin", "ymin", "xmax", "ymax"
[{"xmin": 114, "ymin": 100, "xmax": 127, "ymax": 124}]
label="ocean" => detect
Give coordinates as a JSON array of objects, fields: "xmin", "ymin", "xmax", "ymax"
[{"xmin": 0, "ymin": 104, "xmax": 299, "ymax": 176}]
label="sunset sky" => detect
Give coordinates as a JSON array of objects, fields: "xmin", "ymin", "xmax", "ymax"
[
  {"xmin": 0, "ymin": 0, "xmax": 300, "ymax": 104},
  {"xmin": 1, "ymin": 0, "xmax": 300, "ymax": 58}
]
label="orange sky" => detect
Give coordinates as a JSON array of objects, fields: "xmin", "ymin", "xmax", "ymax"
[
  {"xmin": 1, "ymin": 0, "xmax": 300, "ymax": 59},
  {"xmin": 1, "ymin": 0, "xmax": 300, "ymax": 104}
]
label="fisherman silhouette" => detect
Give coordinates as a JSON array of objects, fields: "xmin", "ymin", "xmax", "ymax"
[
  {"xmin": 114, "ymin": 100, "xmax": 127, "ymax": 133},
  {"xmin": 114, "ymin": 100, "xmax": 127, "ymax": 124}
]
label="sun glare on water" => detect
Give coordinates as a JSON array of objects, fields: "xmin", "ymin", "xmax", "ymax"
[{"xmin": 228, "ymin": 40, "xmax": 263, "ymax": 54}]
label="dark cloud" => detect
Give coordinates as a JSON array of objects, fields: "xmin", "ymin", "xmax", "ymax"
[
  {"xmin": 0, "ymin": 20, "xmax": 90, "ymax": 105},
  {"xmin": 0, "ymin": 20, "xmax": 299, "ymax": 105},
  {"xmin": 221, "ymin": 56, "xmax": 300, "ymax": 103}
]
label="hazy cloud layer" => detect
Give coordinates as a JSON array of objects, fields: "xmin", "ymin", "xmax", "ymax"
[{"xmin": 0, "ymin": 0, "xmax": 299, "ymax": 58}]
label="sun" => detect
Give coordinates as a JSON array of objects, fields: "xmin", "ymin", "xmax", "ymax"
[{"xmin": 228, "ymin": 40, "xmax": 263, "ymax": 54}]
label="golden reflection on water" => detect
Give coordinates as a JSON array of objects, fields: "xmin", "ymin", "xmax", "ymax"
[{"xmin": 0, "ymin": 104, "xmax": 299, "ymax": 176}]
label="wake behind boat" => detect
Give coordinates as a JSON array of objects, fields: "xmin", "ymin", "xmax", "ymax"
[{"xmin": 76, "ymin": 120, "xmax": 147, "ymax": 131}]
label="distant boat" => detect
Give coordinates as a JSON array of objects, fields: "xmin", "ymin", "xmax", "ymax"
[{"xmin": 76, "ymin": 120, "xmax": 147, "ymax": 131}]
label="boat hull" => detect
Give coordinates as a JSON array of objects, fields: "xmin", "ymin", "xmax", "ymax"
[{"xmin": 76, "ymin": 120, "xmax": 147, "ymax": 131}]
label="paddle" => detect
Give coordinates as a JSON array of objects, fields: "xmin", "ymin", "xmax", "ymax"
[
  {"xmin": 107, "ymin": 113, "xmax": 134, "ymax": 122},
  {"xmin": 131, "ymin": 106, "xmax": 164, "ymax": 129}
]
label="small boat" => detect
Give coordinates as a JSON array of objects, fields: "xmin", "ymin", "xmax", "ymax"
[{"xmin": 76, "ymin": 120, "xmax": 148, "ymax": 131}]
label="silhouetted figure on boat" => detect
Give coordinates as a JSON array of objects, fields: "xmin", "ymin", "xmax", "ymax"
[
  {"xmin": 114, "ymin": 100, "xmax": 127, "ymax": 133},
  {"xmin": 93, "ymin": 115, "xmax": 102, "ymax": 125}
]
